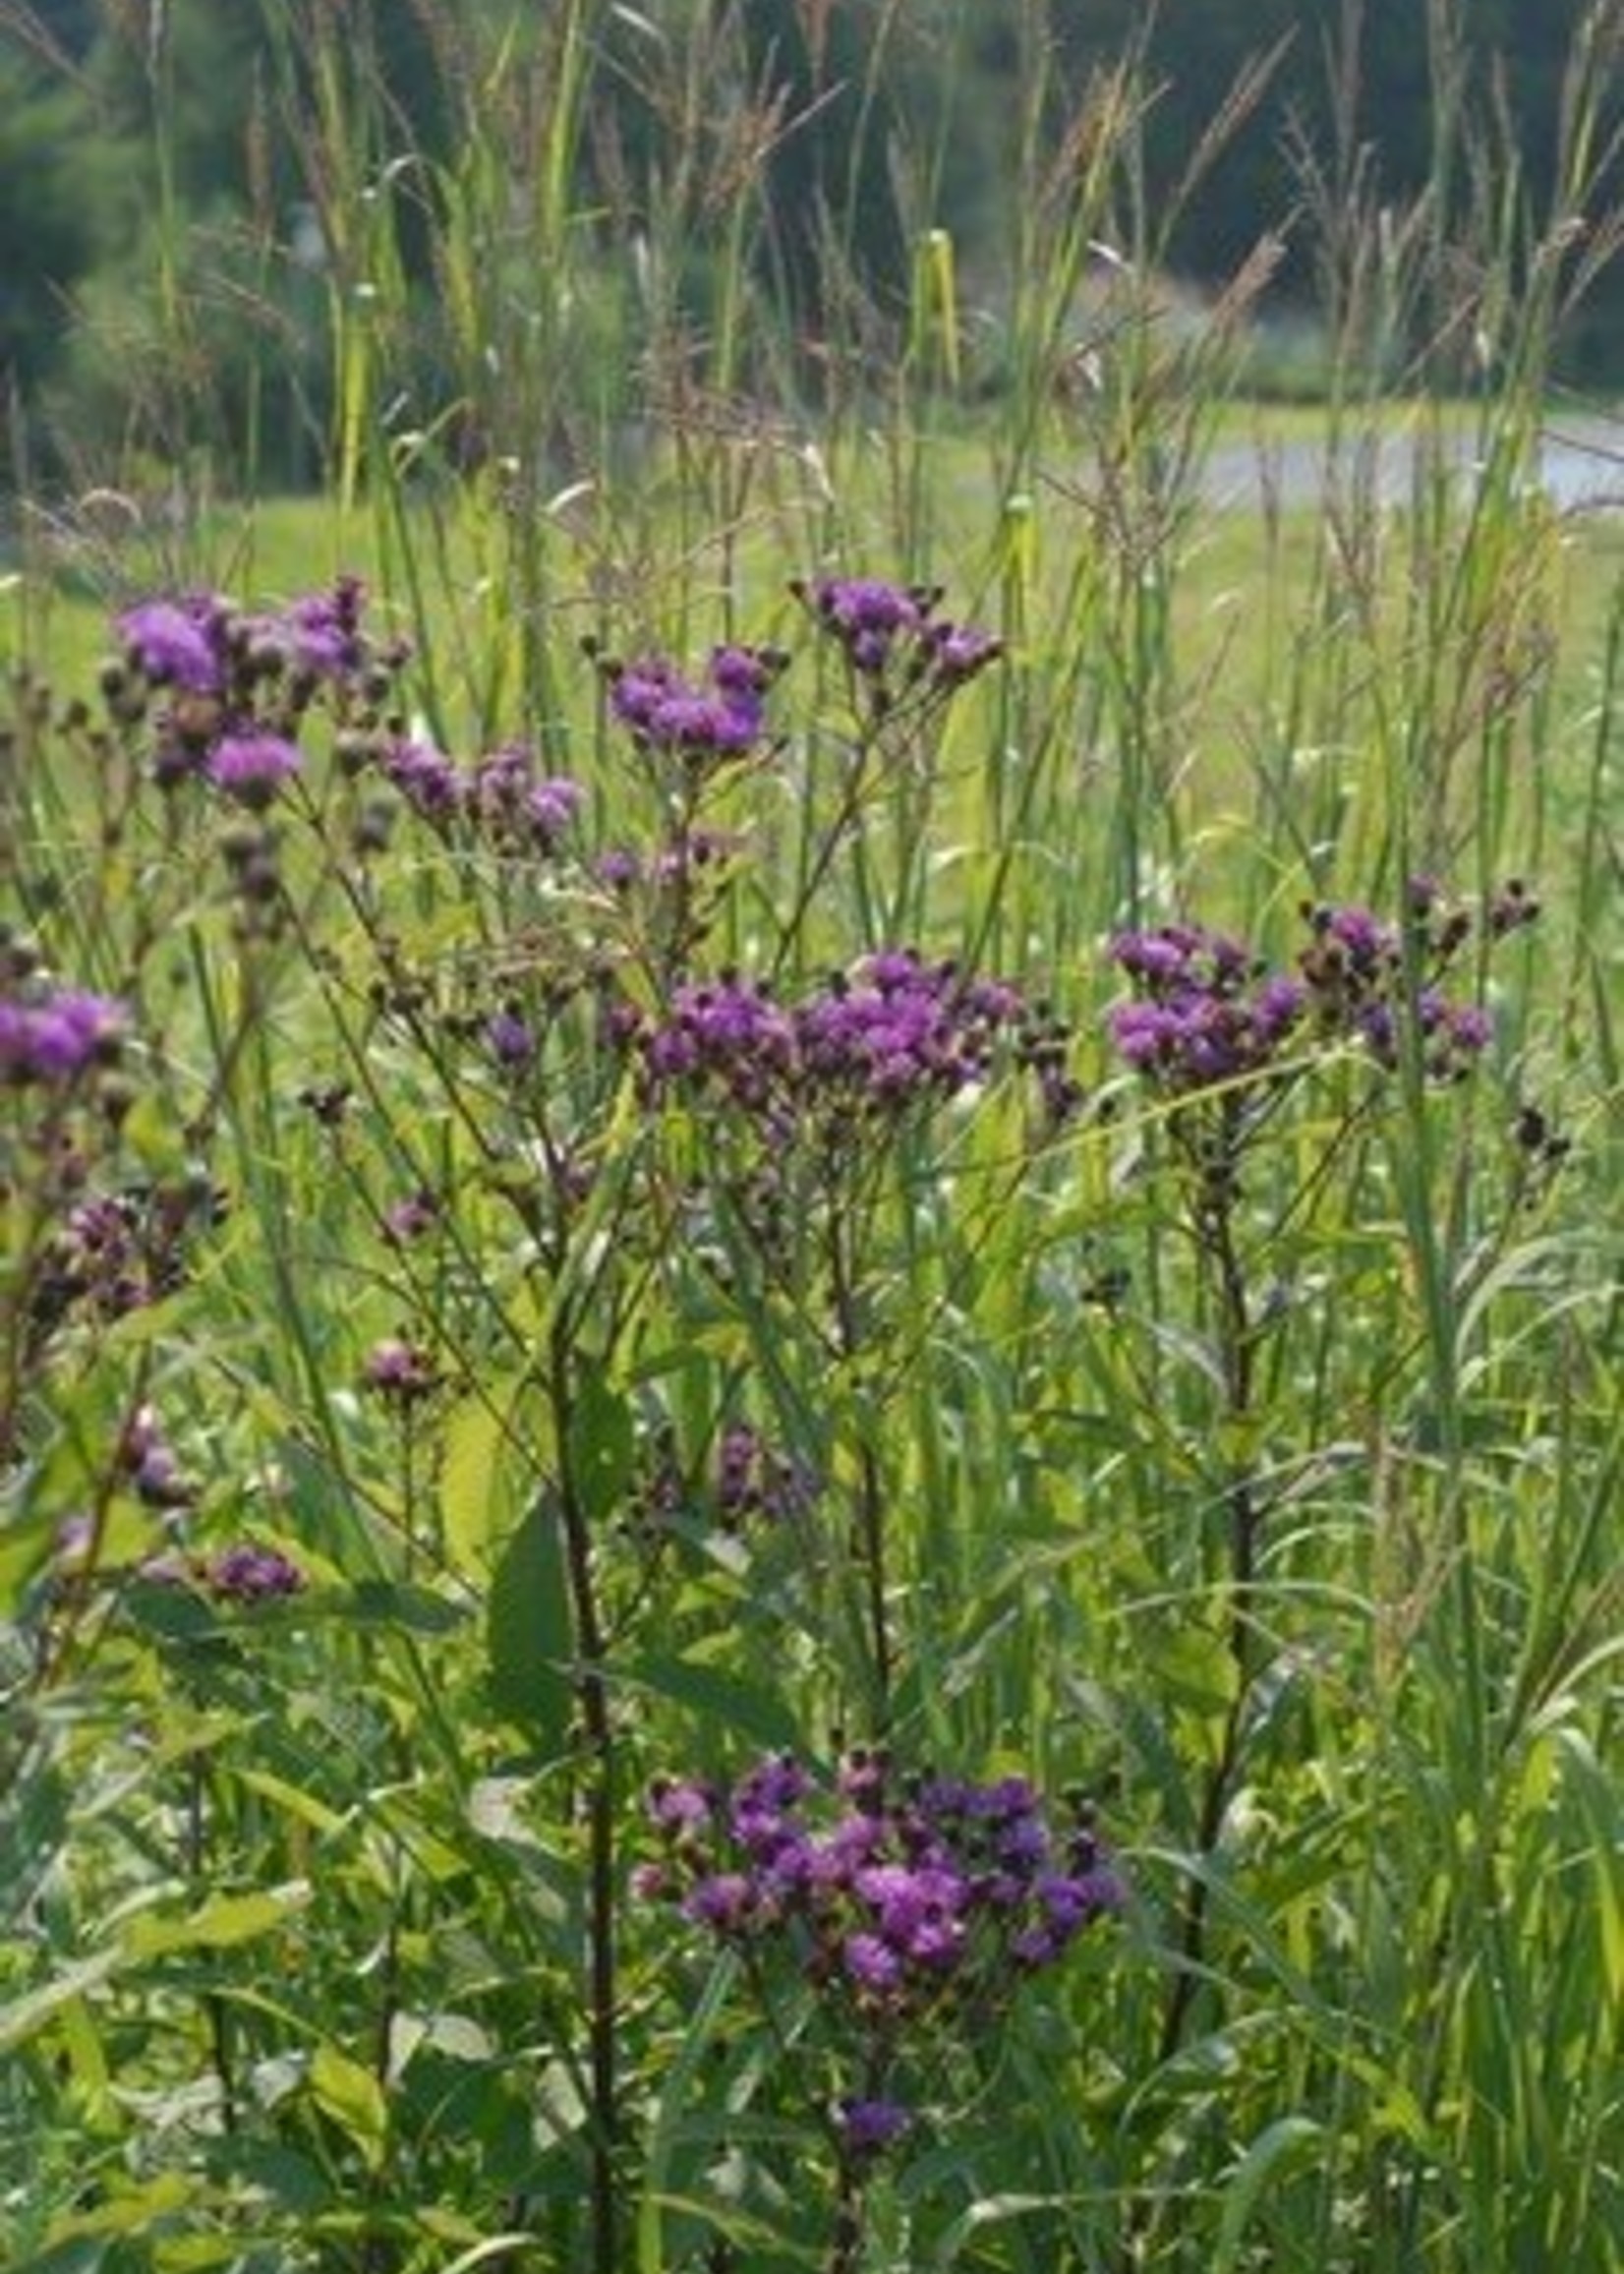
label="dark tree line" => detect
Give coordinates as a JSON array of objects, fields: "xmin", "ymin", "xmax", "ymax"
[{"xmin": 2, "ymin": 0, "xmax": 1618, "ymax": 484}]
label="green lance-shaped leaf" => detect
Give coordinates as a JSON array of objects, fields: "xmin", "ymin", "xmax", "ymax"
[
  {"xmin": 310, "ymin": 2041, "xmax": 390, "ymax": 2172},
  {"xmin": 567, "ymin": 1370, "xmax": 636, "ymax": 1524},
  {"xmin": 1212, "ymin": 2115, "xmax": 1325, "ymax": 2273},
  {"xmin": 486, "ymin": 1489, "xmax": 573, "ymax": 1759}
]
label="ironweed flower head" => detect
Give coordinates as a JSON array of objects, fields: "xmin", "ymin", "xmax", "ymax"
[
  {"xmin": 118, "ymin": 581, "xmax": 400, "ymax": 713},
  {"xmin": 1297, "ymin": 894, "xmax": 1504, "ymax": 1077},
  {"xmin": 715, "ymin": 1422, "xmax": 815, "ymax": 1526},
  {"xmin": 796, "ymin": 952, "xmax": 1022, "ymax": 1109},
  {"xmin": 838, "ymin": 2097, "xmax": 912, "ymax": 2158},
  {"xmin": 33, "ymin": 1178, "xmax": 217, "ymax": 1335},
  {"xmin": 636, "ymin": 952, "xmax": 1023, "ymax": 1135},
  {"xmin": 800, "ymin": 576, "xmax": 927, "ymax": 675},
  {"xmin": 206, "ymin": 1543, "xmax": 306, "ymax": 1603},
  {"xmin": 112, "ymin": 581, "xmax": 404, "ymax": 804},
  {"xmin": 374, "ymin": 736, "xmax": 585, "ymax": 860},
  {"xmin": 0, "ymin": 987, "xmax": 126, "ymax": 1087},
  {"xmin": 382, "ymin": 738, "xmax": 468, "ymax": 829},
  {"xmin": 486, "ymin": 1008, "xmax": 538, "ymax": 1070},
  {"xmin": 471, "ymin": 745, "xmax": 583, "ymax": 853},
  {"xmin": 642, "ymin": 976, "xmax": 795, "ymax": 1109},
  {"xmin": 792, "ymin": 575, "xmax": 1004, "ymax": 700},
  {"xmin": 1111, "ymin": 890, "xmax": 1518, "ymax": 1101},
  {"xmin": 599, "ymin": 641, "xmax": 784, "ymax": 770},
  {"xmin": 274, "ymin": 576, "xmax": 368, "ymax": 680},
  {"xmin": 1107, "ymin": 924, "xmax": 1304, "ymax": 1092},
  {"xmin": 204, "ymin": 730, "xmax": 303, "ymax": 807},
  {"xmin": 362, "ymin": 1337, "xmax": 441, "ymax": 1404},
  {"xmin": 117, "ymin": 596, "xmax": 230, "ymax": 694},
  {"xmin": 639, "ymin": 1749, "xmax": 1123, "ymax": 2148}
]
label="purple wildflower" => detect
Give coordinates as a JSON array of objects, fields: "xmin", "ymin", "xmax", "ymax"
[
  {"xmin": 802, "ymin": 577, "xmax": 926, "ymax": 676},
  {"xmin": 1444, "ymin": 1002, "xmax": 1493, "ymax": 1053},
  {"xmin": 637, "ymin": 951, "xmax": 1022, "ymax": 1126},
  {"xmin": 383, "ymin": 739, "xmax": 468, "ymax": 827},
  {"xmin": 605, "ymin": 644, "xmax": 780, "ymax": 766},
  {"xmin": 280, "ymin": 578, "xmax": 367, "ymax": 678},
  {"xmin": 524, "ymin": 778, "xmax": 582, "ymax": 847},
  {"xmin": 682, "ymin": 1872, "xmax": 759, "ymax": 1933},
  {"xmin": 1108, "ymin": 924, "xmax": 1304, "ymax": 1092},
  {"xmin": 471, "ymin": 744, "xmax": 583, "ymax": 852},
  {"xmin": 117, "ymin": 596, "xmax": 228, "ymax": 693},
  {"xmin": 597, "ymin": 846, "xmax": 643, "ymax": 891},
  {"xmin": 922, "ymin": 619, "xmax": 1005, "ymax": 684},
  {"xmin": 362, "ymin": 1338, "xmax": 440, "ymax": 1403},
  {"xmin": 205, "ymin": 731, "xmax": 303, "ymax": 806},
  {"xmin": 710, "ymin": 643, "xmax": 784, "ymax": 700},
  {"xmin": 844, "ymin": 1933, "xmax": 904, "ymax": 1993},
  {"xmin": 641, "ymin": 1745, "xmax": 1125, "ymax": 2131},
  {"xmin": 649, "ymin": 1778, "xmax": 716, "ymax": 1836},
  {"xmin": 837, "ymin": 2097, "xmax": 912, "ymax": 2158},
  {"xmin": 0, "ymin": 989, "xmax": 125, "ymax": 1085},
  {"xmin": 794, "ymin": 575, "xmax": 1003, "ymax": 696},
  {"xmin": 207, "ymin": 1544, "xmax": 306, "ymax": 1603},
  {"xmin": 642, "ymin": 977, "xmax": 795, "ymax": 1105},
  {"xmin": 486, "ymin": 1010, "xmax": 537, "ymax": 1069},
  {"xmin": 382, "ymin": 1190, "xmax": 439, "ymax": 1246}
]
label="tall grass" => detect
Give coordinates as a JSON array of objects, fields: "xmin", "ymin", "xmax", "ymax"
[{"xmin": 3, "ymin": 2, "xmax": 1622, "ymax": 2269}]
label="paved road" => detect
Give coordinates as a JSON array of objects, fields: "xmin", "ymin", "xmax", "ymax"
[{"xmin": 1197, "ymin": 416, "xmax": 1624, "ymax": 513}]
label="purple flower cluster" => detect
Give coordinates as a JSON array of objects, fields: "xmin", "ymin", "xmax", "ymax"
[
  {"xmin": 1108, "ymin": 891, "xmax": 1516, "ymax": 1096},
  {"xmin": 1296, "ymin": 899, "xmax": 1497, "ymax": 1079},
  {"xmin": 472, "ymin": 746, "xmax": 582, "ymax": 852},
  {"xmin": 1107, "ymin": 925, "xmax": 1305, "ymax": 1092},
  {"xmin": 792, "ymin": 577, "xmax": 1004, "ymax": 696},
  {"xmin": 204, "ymin": 730, "xmax": 304, "ymax": 807},
  {"xmin": 258, "ymin": 578, "xmax": 369, "ymax": 681},
  {"xmin": 0, "ymin": 985, "xmax": 126, "ymax": 1087},
  {"xmin": 639, "ymin": 1750, "xmax": 1123, "ymax": 2148},
  {"xmin": 40, "ymin": 1195, "xmax": 149, "ymax": 1321},
  {"xmin": 642, "ymin": 974, "xmax": 793, "ymax": 1105},
  {"xmin": 205, "ymin": 1543, "xmax": 307, "ymax": 1603},
  {"xmin": 32, "ymin": 1179, "xmax": 216, "ymax": 1335},
  {"xmin": 715, "ymin": 1423, "xmax": 815, "ymax": 1527},
  {"xmin": 116, "ymin": 577, "xmax": 379, "ymax": 702},
  {"xmin": 362, "ymin": 1337, "xmax": 442, "ymax": 1404},
  {"xmin": 638, "ymin": 952, "xmax": 1022, "ymax": 1128},
  {"xmin": 377, "ymin": 737, "xmax": 583, "ymax": 856},
  {"xmin": 116, "ymin": 594, "xmax": 230, "ymax": 693},
  {"xmin": 137, "ymin": 1541, "xmax": 306, "ymax": 1603},
  {"xmin": 837, "ymin": 2097, "xmax": 912, "ymax": 2158},
  {"xmin": 601, "ymin": 643, "xmax": 784, "ymax": 768},
  {"xmin": 109, "ymin": 580, "xmax": 404, "ymax": 803},
  {"xmin": 485, "ymin": 1008, "xmax": 538, "ymax": 1070}
]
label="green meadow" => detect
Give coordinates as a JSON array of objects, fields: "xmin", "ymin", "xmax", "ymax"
[{"xmin": 3, "ymin": 6, "xmax": 1622, "ymax": 2271}]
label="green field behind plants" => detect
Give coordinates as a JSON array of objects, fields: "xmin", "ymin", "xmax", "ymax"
[{"xmin": 3, "ymin": 6, "xmax": 1624, "ymax": 2272}]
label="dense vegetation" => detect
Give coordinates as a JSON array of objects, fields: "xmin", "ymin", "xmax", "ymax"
[
  {"xmin": 2, "ymin": 3, "xmax": 1622, "ymax": 2271},
  {"xmin": 3, "ymin": 0, "xmax": 1623, "ymax": 495}
]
